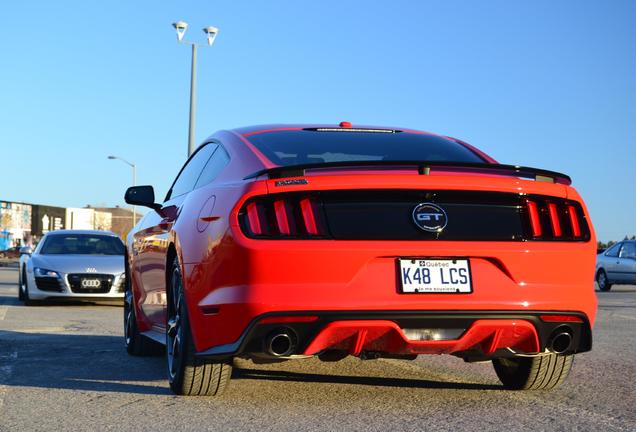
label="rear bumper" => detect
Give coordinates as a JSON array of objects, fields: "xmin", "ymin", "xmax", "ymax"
[
  {"xmin": 195, "ymin": 310, "xmax": 592, "ymax": 360},
  {"xmin": 186, "ymin": 238, "xmax": 597, "ymax": 354}
]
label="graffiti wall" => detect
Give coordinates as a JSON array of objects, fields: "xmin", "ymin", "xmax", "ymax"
[{"xmin": 0, "ymin": 201, "xmax": 32, "ymax": 249}]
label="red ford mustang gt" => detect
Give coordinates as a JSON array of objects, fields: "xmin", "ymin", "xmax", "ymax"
[{"xmin": 124, "ymin": 123, "xmax": 596, "ymax": 396}]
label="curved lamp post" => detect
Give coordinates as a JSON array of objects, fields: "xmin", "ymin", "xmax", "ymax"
[{"xmin": 107, "ymin": 155, "xmax": 137, "ymax": 226}]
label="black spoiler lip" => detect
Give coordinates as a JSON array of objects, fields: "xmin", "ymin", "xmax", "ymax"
[{"xmin": 244, "ymin": 161, "xmax": 572, "ymax": 185}]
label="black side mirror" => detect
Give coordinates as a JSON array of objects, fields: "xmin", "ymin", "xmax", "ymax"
[{"xmin": 125, "ymin": 186, "xmax": 162, "ymax": 210}]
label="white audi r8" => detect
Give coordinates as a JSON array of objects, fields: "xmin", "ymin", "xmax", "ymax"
[{"xmin": 18, "ymin": 230, "xmax": 126, "ymax": 303}]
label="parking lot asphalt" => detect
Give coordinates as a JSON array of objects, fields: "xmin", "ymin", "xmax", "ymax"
[{"xmin": 0, "ymin": 265, "xmax": 634, "ymax": 432}]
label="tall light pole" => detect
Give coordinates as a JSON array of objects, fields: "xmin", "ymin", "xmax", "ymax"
[
  {"xmin": 172, "ymin": 21, "xmax": 219, "ymax": 157},
  {"xmin": 107, "ymin": 156, "xmax": 137, "ymax": 226}
]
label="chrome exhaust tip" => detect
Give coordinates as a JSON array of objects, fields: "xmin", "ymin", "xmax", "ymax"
[
  {"xmin": 265, "ymin": 329, "xmax": 297, "ymax": 357},
  {"xmin": 549, "ymin": 330, "xmax": 573, "ymax": 354}
]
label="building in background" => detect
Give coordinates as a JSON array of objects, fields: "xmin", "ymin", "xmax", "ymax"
[
  {"xmin": 93, "ymin": 206, "xmax": 135, "ymax": 239},
  {"xmin": 0, "ymin": 200, "xmax": 32, "ymax": 249},
  {"xmin": 65, "ymin": 207, "xmax": 112, "ymax": 231},
  {"xmin": 0, "ymin": 200, "xmax": 135, "ymax": 249},
  {"xmin": 31, "ymin": 204, "xmax": 66, "ymax": 238}
]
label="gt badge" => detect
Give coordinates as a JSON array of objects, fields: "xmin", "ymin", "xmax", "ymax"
[{"xmin": 412, "ymin": 203, "xmax": 448, "ymax": 233}]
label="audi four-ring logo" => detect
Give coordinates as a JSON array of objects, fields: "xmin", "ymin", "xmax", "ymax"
[{"xmin": 81, "ymin": 279, "xmax": 101, "ymax": 288}]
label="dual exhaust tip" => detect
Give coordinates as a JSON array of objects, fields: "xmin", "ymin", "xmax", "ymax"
[
  {"xmin": 549, "ymin": 328, "xmax": 573, "ymax": 354},
  {"xmin": 265, "ymin": 325, "xmax": 575, "ymax": 357},
  {"xmin": 265, "ymin": 328, "xmax": 297, "ymax": 357}
]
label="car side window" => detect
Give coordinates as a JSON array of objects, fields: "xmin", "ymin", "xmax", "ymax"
[
  {"xmin": 619, "ymin": 243, "xmax": 636, "ymax": 259},
  {"xmin": 166, "ymin": 144, "xmax": 218, "ymax": 200},
  {"xmin": 194, "ymin": 145, "xmax": 230, "ymax": 189},
  {"xmin": 605, "ymin": 243, "xmax": 621, "ymax": 257}
]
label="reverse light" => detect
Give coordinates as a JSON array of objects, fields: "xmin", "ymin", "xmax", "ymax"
[{"xmin": 402, "ymin": 328, "xmax": 465, "ymax": 341}]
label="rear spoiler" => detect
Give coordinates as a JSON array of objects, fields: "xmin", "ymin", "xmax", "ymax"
[{"xmin": 244, "ymin": 161, "xmax": 572, "ymax": 185}]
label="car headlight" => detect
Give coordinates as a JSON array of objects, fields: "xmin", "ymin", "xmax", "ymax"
[{"xmin": 34, "ymin": 268, "xmax": 60, "ymax": 278}]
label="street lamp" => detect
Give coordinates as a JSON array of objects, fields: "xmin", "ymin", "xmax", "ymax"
[
  {"xmin": 107, "ymin": 156, "xmax": 137, "ymax": 226},
  {"xmin": 172, "ymin": 20, "xmax": 219, "ymax": 157}
]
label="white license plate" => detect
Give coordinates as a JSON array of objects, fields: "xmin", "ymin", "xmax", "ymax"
[{"xmin": 399, "ymin": 258, "xmax": 472, "ymax": 293}]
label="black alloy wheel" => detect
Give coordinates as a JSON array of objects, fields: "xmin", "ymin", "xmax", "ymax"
[
  {"xmin": 167, "ymin": 261, "xmax": 185, "ymax": 382},
  {"xmin": 166, "ymin": 256, "xmax": 232, "ymax": 396}
]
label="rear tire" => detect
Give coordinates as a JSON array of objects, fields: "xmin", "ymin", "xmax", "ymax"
[
  {"xmin": 493, "ymin": 354, "xmax": 574, "ymax": 390},
  {"xmin": 167, "ymin": 256, "xmax": 231, "ymax": 396},
  {"xmin": 596, "ymin": 270, "xmax": 612, "ymax": 292}
]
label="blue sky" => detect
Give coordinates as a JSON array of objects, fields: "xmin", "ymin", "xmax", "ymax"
[{"xmin": 0, "ymin": 0, "xmax": 634, "ymax": 242}]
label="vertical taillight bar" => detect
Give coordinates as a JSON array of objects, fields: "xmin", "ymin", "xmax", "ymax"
[
  {"xmin": 300, "ymin": 198, "xmax": 319, "ymax": 235},
  {"xmin": 547, "ymin": 203, "xmax": 562, "ymax": 237},
  {"xmin": 246, "ymin": 202, "xmax": 262, "ymax": 235},
  {"xmin": 274, "ymin": 200, "xmax": 291, "ymax": 235},
  {"xmin": 567, "ymin": 205, "xmax": 581, "ymax": 238},
  {"xmin": 526, "ymin": 200, "xmax": 542, "ymax": 237}
]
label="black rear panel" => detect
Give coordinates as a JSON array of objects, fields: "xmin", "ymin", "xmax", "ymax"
[
  {"xmin": 238, "ymin": 190, "xmax": 591, "ymax": 242},
  {"xmin": 323, "ymin": 190, "xmax": 524, "ymax": 241}
]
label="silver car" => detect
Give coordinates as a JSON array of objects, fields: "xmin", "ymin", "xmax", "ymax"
[
  {"xmin": 18, "ymin": 230, "xmax": 125, "ymax": 303},
  {"xmin": 595, "ymin": 240, "xmax": 636, "ymax": 291}
]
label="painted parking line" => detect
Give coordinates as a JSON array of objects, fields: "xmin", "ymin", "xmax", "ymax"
[{"xmin": 0, "ymin": 307, "xmax": 7, "ymax": 321}]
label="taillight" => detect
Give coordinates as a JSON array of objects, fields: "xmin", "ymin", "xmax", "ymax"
[
  {"xmin": 567, "ymin": 205, "xmax": 581, "ymax": 237},
  {"xmin": 547, "ymin": 202, "xmax": 562, "ymax": 237},
  {"xmin": 246, "ymin": 202, "xmax": 262, "ymax": 235},
  {"xmin": 241, "ymin": 195, "xmax": 328, "ymax": 238},
  {"xmin": 526, "ymin": 200, "xmax": 542, "ymax": 237},
  {"xmin": 523, "ymin": 197, "xmax": 588, "ymax": 241},
  {"xmin": 274, "ymin": 199, "xmax": 291, "ymax": 235},
  {"xmin": 300, "ymin": 198, "xmax": 319, "ymax": 235}
]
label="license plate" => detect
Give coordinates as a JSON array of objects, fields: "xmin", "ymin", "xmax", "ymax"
[{"xmin": 399, "ymin": 258, "xmax": 472, "ymax": 293}]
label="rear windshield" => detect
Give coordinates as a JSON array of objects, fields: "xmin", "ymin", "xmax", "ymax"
[
  {"xmin": 244, "ymin": 129, "xmax": 485, "ymax": 166},
  {"xmin": 40, "ymin": 234, "xmax": 124, "ymax": 255}
]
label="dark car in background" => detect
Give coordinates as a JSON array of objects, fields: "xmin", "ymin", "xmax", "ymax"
[
  {"xmin": 596, "ymin": 240, "xmax": 636, "ymax": 291},
  {"xmin": 0, "ymin": 246, "xmax": 22, "ymax": 259}
]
